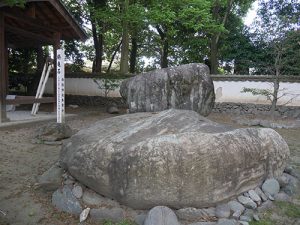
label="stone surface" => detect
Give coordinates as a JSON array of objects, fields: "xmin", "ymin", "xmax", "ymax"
[
  {"xmin": 120, "ymin": 63, "xmax": 215, "ymax": 116},
  {"xmin": 60, "ymin": 109, "xmax": 290, "ymax": 209},
  {"xmin": 227, "ymin": 200, "xmax": 245, "ymax": 213},
  {"xmin": 134, "ymin": 213, "xmax": 147, "ymax": 225},
  {"xmin": 248, "ymin": 190, "xmax": 261, "ymax": 203},
  {"xmin": 36, "ymin": 162, "xmax": 63, "ymax": 191},
  {"xmin": 144, "ymin": 206, "xmax": 180, "ymax": 225},
  {"xmin": 52, "ymin": 186, "xmax": 82, "ymax": 215},
  {"xmin": 237, "ymin": 196, "xmax": 257, "ymax": 209},
  {"xmin": 34, "ymin": 122, "xmax": 73, "ymax": 142},
  {"xmin": 240, "ymin": 216, "xmax": 251, "ymax": 222},
  {"xmin": 280, "ymin": 173, "xmax": 300, "ymax": 196},
  {"xmin": 274, "ymin": 192, "xmax": 291, "ymax": 202},
  {"xmin": 189, "ymin": 223, "xmax": 217, "ymax": 225},
  {"xmin": 82, "ymin": 189, "xmax": 120, "ymax": 207},
  {"xmin": 90, "ymin": 207, "xmax": 124, "ymax": 222},
  {"xmin": 253, "ymin": 214, "xmax": 260, "ymax": 221},
  {"xmin": 107, "ymin": 105, "xmax": 119, "ymax": 114},
  {"xmin": 254, "ymin": 187, "xmax": 268, "ymax": 202},
  {"xmin": 262, "ymin": 179, "xmax": 280, "ymax": 196},
  {"xmin": 72, "ymin": 185, "xmax": 83, "ymax": 199},
  {"xmin": 277, "ymin": 173, "xmax": 290, "ymax": 188},
  {"xmin": 176, "ymin": 207, "xmax": 216, "ymax": 220},
  {"xmin": 257, "ymin": 200, "xmax": 274, "ymax": 212},
  {"xmin": 216, "ymin": 204, "xmax": 231, "ymax": 218},
  {"xmin": 239, "ymin": 222, "xmax": 249, "ymax": 225},
  {"xmin": 232, "ymin": 210, "xmax": 242, "ymax": 220},
  {"xmin": 217, "ymin": 218, "xmax": 238, "ymax": 225}
]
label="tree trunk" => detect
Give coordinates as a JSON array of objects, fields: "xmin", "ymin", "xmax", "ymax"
[
  {"xmin": 120, "ymin": 0, "xmax": 129, "ymax": 74},
  {"xmin": 130, "ymin": 36, "xmax": 138, "ymax": 73},
  {"xmin": 107, "ymin": 39, "xmax": 122, "ymax": 73},
  {"xmin": 28, "ymin": 46, "xmax": 44, "ymax": 95},
  {"xmin": 91, "ymin": 21, "xmax": 103, "ymax": 73},
  {"xmin": 210, "ymin": 35, "xmax": 218, "ymax": 74},
  {"xmin": 161, "ymin": 39, "xmax": 168, "ymax": 68},
  {"xmin": 270, "ymin": 77, "xmax": 279, "ymax": 118}
]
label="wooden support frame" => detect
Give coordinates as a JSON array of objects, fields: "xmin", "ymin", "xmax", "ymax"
[
  {"xmin": 0, "ymin": 12, "xmax": 9, "ymax": 122},
  {"xmin": 6, "ymin": 96, "xmax": 55, "ymax": 105}
]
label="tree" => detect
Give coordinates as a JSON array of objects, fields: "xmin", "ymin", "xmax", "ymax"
[
  {"xmin": 243, "ymin": 0, "xmax": 300, "ymax": 116},
  {"xmin": 3, "ymin": 0, "xmax": 25, "ymax": 7}
]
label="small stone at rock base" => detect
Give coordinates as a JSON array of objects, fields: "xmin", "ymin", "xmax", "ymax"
[
  {"xmin": 107, "ymin": 105, "xmax": 119, "ymax": 114},
  {"xmin": 280, "ymin": 173, "xmax": 300, "ymax": 196},
  {"xmin": 267, "ymin": 193, "xmax": 275, "ymax": 201},
  {"xmin": 239, "ymin": 221, "xmax": 249, "ymax": 225},
  {"xmin": 188, "ymin": 222, "xmax": 217, "ymax": 225},
  {"xmin": 257, "ymin": 200, "xmax": 274, "ymax": 213},
  {"xmin": 72, "ymin": 185, "xmax": 83, "ymax": 199},
  {"xmin": 82, "ymin": 189, "xmax": 120, "ymax": 207},
  {"xmin": 232, "ymin": 210, "xmax": 242, "ymax": 220},
  {"xmin": 36, "ymin": 162, "xmax": 63, "ymax": 191},
  {"xmin": 262, "ymin": 178, "xmax": 280, "ymax": 196},
  {"xmin": 176, "ymin": 207, "xmax": 216, "ymax": 220},
  {"xmin": 79, "ymin": 208, "xmax": 90, "ymax": 223},
  {"xmin": 227, "ymin": 201, "xmax": 245, "ymax": 213},
  {"xmin": 243, "ymin": 192, "xmax": 250, "ymax": 198},
  {"xmin": 52, "ymin": 186, "xmax": 82, "ymax": 215},
  {"xmin": 217, "ymin": 218, "xmax": 239, "ymax": 225},
  {"xmin": 239, "ymin": 215, "xmax": 252, "ymax": 222},
  {"xmin": 90, "ymin": 207, "xmax": 124, "ymax": 222},
  {"xmin": 69, "ymin": 104, "xmax": 79, "ymax": 108},
  {"xmin": 248, "ymin": 190, "xmax": 261, "ymax": 203},
  {"xmin": 144, "ymin": 206, "xmax": 180, "ymax": 225},
  {"xmin": 277, "ymin": 173, "xmax": 290, "ymax": 188},
  {"xmin": 253, "ymin": 214, "xmax": 260, "ymax": 221},
  {"xmin": 237, "ymin": 196, "xmax": 257, "ymax": 209},
  {"xmin": 64, "ymin": 178, "xmax": 75, "ymax": 185},
  {"xmin": 242, "ymin": 209, "xmax": 254, "ymax": 221},
  {"xmin": 216, "ymin": 204, "xmax": 231, "ymax": 218},
  {"xmin": 284, "ymin": 165, "xmax": 300, "ymax": 179},
  {"xmin": 34, "ymin": 122, "xmax": 73, "ymax": 142},
  {"xmin": 255, "ymin": 187, "xmax": 268, "ymax": 202},
  {"xmin": 274, "ymin": 192, "xmax": 291, "ymax": 202},
  {"xmin": 134, "ymin": 213, "xmax": 147, "ymax": 225}
]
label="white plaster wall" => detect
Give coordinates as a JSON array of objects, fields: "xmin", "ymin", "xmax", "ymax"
[
  {"xmin": 44, "ymin": 78, "xmax": 300, "ymax": 106},
  {"xmin": 214, "ymin": 81, "xmax": 300, "ymax": 106}
]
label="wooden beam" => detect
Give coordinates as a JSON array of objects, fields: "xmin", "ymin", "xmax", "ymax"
[
  {"xmin": 5, "ymin": 25, "xmax": 54, "ymax": 44},
  {"xmin": 4, "ymin": 12, "xmax": 58, "ymax": 33},
  {"xmin": 5, "ymin": 96, "xmax": 55, "ymax": 105},
  {"xmin": 0, "ymin": 12, "xmax": 9, "ymax": 123}
]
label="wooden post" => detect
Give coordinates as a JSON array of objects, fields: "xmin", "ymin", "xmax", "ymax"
[
  {"xmin": 53, "ymin": 32, "xmax": 61, "ymax": 112},
  {"xmin": 0, "ymin": 12, "xmax": 8, "ymax": 123}
]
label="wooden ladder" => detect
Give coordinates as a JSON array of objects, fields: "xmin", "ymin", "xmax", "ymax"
[{"xmin": 31, "ymin": 57, "xmax": 53, "ymax": 115}]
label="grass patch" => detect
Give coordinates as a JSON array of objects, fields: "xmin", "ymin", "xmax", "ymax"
[
  {"xmin": 249, "ymin": 220, "xmax": 273, "ymax": 225},
  {"xmin": 275, "ymin": 201, "xmax": 300, "ymax": 218}
]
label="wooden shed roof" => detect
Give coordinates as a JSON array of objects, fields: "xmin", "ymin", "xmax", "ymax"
[{"xmin": 0, "ymin": 0, "xmax": 88, "ymax": 47}]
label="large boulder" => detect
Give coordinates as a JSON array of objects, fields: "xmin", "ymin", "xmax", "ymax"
[
  {"xmin": 120, "ymin": 63, "xmax": 215, "ymax": 116},
  {"xmin": 60, "ymin": 109, "xmax": 289, "ymax": 209}
]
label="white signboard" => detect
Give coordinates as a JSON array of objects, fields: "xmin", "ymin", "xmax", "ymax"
[{"xmin": 56, "ymin": 49, "xmax": 65, "ymax": 123}]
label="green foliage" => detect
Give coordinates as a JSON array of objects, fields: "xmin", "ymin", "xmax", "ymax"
[
  {"xmin": 241, "ymin": 87, "xmax": 273, "ymax": 97},
  {"xmin": 3, "ymin": 0, "xmax": 25, "ymax": 7},
  {"xmin": 93, "ymin": 78, "xmax": 120, "ymax": 97},
  {"xmin": 275, "ymin": 201, "xmax": 300, "ymax": 218},
  {"xmin": 249, "ymin": 220, "xmax": 273, "ymax": 225}
]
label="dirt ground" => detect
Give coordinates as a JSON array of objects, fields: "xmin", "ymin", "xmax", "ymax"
[{"xmin": 0, "ymin": 108, "xmax": 299, "ymax": 225}]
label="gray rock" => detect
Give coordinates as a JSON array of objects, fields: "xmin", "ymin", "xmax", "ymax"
[
  {"xmin": 284, "ymin": 165, "xmax": 300, "ymax": 179},
  {"xmin": 262, "ymin": 178, "xmax": 280, "ymax": 196},
  {"xmin": 281, "ymin": 173, "xmax": 300, "ymax": 196},
  {"xmin": 35, "ymin": 122, "xmax": 73, "ymax": 142},
  {"xmin": 227, "ymin": 200, "xmax": 245, "ymax": 213},
  {"xmin": 216, "ymin": 204, "xmax": 231, "ymax": 218},
  {"xmin": 90, "ymin": 207, "xmax": 124, "ymax": 222},
  {"xmin": 217, "ymin": 218, "xmax": 238, "ymax": 225},
  {"xmin": 60, "ymin": 109, "xmax": 290, "ymax": 209},
  {"xmin": 144, "ymin": 206, "xmax": 180, "ymax": 225},
  {"xmin": 254, "ymin": 187, "xmax": 268, "ymax": 202},
  {"xmin": 243, "ymin": 209, "xmax": 254, "ymax": 219},
  {"xmin": 248, "ymin": 190, "xmax": 261, "ymax": 203},
  {"xmin": 120, "ymin": 63, "xmax": 215, "ymax": 116},
  {"xmin": 257, "ymin": 200, "xmax": 274, "ymax": 212},
  {"xmin": 253, "ymin": 214, "xmax": 260, "ymax": 221},
  {"xmin": 189, "ymin": 223, "xmax": 217, "ymax": 225},
  {"xmin": 36, "ymin": 162, "xmax": 63, "ymax": 191},
  {"xmin": 72, "ymin": 185, "xmax": 83, "ymax": 199},
  {"xmin": 52, "ymin": 186, "xmax": 82, "ymax": 215},
  {"xmin": 277, "ymin": 173, "xmax": 290, "ymax": 188},
  {"xmin": 134, "ymin": 213, "xmax": 147, "ymax": 225},
  {"xmin": 176, "ymin": 207, "xmax": 216, "ymax": 220},
  {"xmin": 239, "ymin": 222, "xmax": 249, "ymax": 225},
  {"xmin": 274, "ymin": 192, "xmax": 291, "ymax": 202},
  {"xmin": 267, "ymin": 193, "xmax": 275, "ymax": 201},
  {"xmin": 237, "ymin": 196, "xmax": 257, "ymax": 209},
  {"xmin": 82, "ymin": 189, "xmax": 120, "ymax": 207},
  {"xmin": 240, "ymin": 216, "xmax": 251, "ymax": 222},
  {"xmin": 107, "ymin": 105, "xmax": 119, "ymax": 114},
  {"xmin": 232, "ymin": 210, "xmax": 242, "ymax": 220}
]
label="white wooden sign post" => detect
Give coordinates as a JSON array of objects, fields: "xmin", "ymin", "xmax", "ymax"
[{"xmin": 56, "ymin": 49, "xmax": 65, "ymax": 123}]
